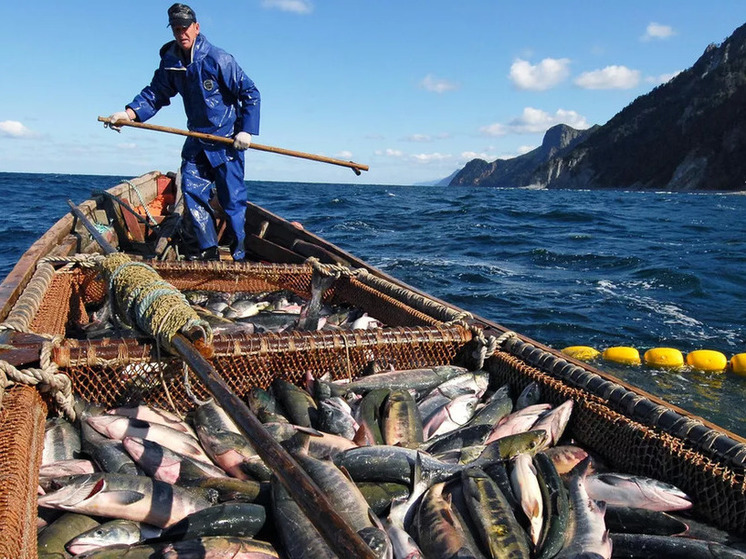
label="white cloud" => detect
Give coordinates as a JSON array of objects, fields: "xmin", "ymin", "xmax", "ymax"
[
  {"xmin": 575, "ymin": 66, "xmax": 640, "ymax": 89},
  {"xmin": 406, "ymin": 134, "xmax": 432, "ymax": 142},
  {"xmin": 646, "ymin": 71, "xmax": 681, "ymax": 85},
  {"xmin": 376, "ymin": 148, "xmax": 404, "ymax": 158},
  {"xmin": 336, "ymin": 150, "xmax": 353, "ymax": 159},
  {"xmin": 509, "ymin": 107, "xmax": 589, "ymax": 132},
  {"xmin": 460, "ymin": 151, "xmax": 496, "ymax": 162},
  {"xmin": 479, "ymin": 123, "xmax": 508, "ymax": 137},
  {"xmin": 516, "ymin": 145, "xmax": 536, "ymax": 155},
  {"xmin": 642, "ymin": 22, "xmax": 675, "ymax": 41},
  {"xmin": 509, "ymin": 58, "xmax": 571, "ymax": 91},
  {"xmin": 420, "ymin": 74, "xmax": 459, "ymax": 93},
  {"xmin": 0, "ymin": 120, "xmax": 37, "ymax": 139},
  {"xmin": 411, "ymin": 153, "xmax": 451, "ymax": 163},
  {"xmin": 261, "ymin": 0, "xmax": 313, "ymax": 14},
  {"xmin": 481, "ymin": 107, "xmax": 589, "ymax": 137},
  {"xmin": 117, "ymin": 143, "xmax": 138, "ymax": 150}
]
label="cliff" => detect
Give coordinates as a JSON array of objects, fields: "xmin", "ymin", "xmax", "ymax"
[
  {"xmin": 450, "ymin": 124, "xmax": 598, "ymax": 187},
  {"xmin": 450, "ymin": 22, "xmax": 746, "ymax": 191}
]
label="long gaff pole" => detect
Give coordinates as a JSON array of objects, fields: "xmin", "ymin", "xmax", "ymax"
[{"xmin": 97, "ymin": 116, "xmax": 369, "ymax": 176}]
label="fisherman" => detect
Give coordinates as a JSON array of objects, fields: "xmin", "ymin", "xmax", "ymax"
[{"xmin": 106, "ymin": 3, "xmax": 260, "ymax": 261}]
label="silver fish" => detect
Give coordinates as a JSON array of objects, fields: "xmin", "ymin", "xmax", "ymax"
[
  {"xmin": 342, "ymin": 365, "xmax": 470, "ymax": 397},
  {"xmin": 554, "ymin": 458, "xmax": 612, "ymax": 559},
  {"xmin": 486, "ymin": 403, "xmax": 552, "ymax": 444},
  {"xmin": 423, "ymin": 393, "xmax": 479, "ymax": 440},
  {"xmin": 107, "ymin": 404, "xmax": 197, "ymax": 438},
  {"xmin": 122, "ymin": 436, "xmax": 228, "ymax": 485},
  {"xmin": 66, "ymin": 519, "xmax": 161, "ymax": 555},
  {"xmin": 86, "ymin": 415, "xmax": 213, "ymax": 465},
  {"xmin": 43, "ymin": 417, "xmax": 81, "ymax": 465},
  {"xmin": 529, "ymin": 399, "xmax": 574, "ymax": 450},
  {"xmin": 515, "ymin": 382, "xmax": 542, "ymax": 410},
  {"xmin": 37, "ymin": 473, "xmax": 212, "ymax": 528},
  {"xmin": 510, "ymin": 452, "xmax": 544, "ymax": 547},
  {"xmin": 585, "ymin": 471, "xmax": 692, "ymax": 512}
]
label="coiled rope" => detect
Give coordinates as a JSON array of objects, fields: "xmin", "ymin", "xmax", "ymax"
[{"xmin": 101, "ymin": 252, "xmax": 212, "ymax": 352}]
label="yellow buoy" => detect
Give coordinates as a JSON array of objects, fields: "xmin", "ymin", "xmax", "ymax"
[
  {"xmin": 686, "ymin": 350, "xmax": 727, "ymax": 373},
  {"xmin": 602, "ymin": 346, "xmax": 641, "ymax": 366},
  {"xmin": 643, "ymin": 347, "xmax": 684, "ymax": 369},
  {"xmin": 561, "ymin": 346, "xmax": 601, "ymax": 361},
  {"xmin": 729, "ymin": 353, "xmax": 746, "ymax": 376}
]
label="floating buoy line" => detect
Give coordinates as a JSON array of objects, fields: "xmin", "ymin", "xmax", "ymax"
[{"xmin": 561, "ymin": 345, "xmax": 746, "ymax": 376}]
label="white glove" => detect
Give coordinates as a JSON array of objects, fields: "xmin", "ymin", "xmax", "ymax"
[
  {"xmin": 233, "ymin": 131, "xmax": 252, "ymax": 150},
  {"xmin": 107, "ymin": 111, "xmax": 131, "ymax": 132}
]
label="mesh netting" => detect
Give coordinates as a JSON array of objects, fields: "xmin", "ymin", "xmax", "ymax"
[
  {"xmin": 487, "ymin": 350, "xmax": 746, "ymax": 534},
  {"xmin": 53, "ymin": 325, "xmax": 471, "ymax": 414},
  {"xmin": 0, "ymin": 385, "xmax": 47, "ymax": 559}
]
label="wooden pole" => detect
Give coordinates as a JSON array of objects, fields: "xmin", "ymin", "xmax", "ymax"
[
  {"xmin": 67, "ymin": 199, "xmax": 377, "ymax": 559},
  {"xmin": 97, "ymin": 116, "xmax": 369, "ymax": 175}
]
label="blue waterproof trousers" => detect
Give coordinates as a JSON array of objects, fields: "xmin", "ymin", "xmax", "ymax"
[{"xmin": 181, "ymin": 151, "xmax": 247, "ymax": 260}]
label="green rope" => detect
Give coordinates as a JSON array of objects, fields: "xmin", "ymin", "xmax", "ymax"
[{"xmin": 102, "ymin": 253, "xmax": 212, "ymax": 351}]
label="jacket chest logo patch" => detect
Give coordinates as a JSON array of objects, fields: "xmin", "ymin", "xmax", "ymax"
[{"xmin": 203, "ymin": 79, "xmax": 215, "ymax": 91}]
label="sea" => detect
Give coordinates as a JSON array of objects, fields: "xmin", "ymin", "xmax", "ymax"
[{"xmin": 1, "ymin": 171, "xmax": 745, "ymax": 438}]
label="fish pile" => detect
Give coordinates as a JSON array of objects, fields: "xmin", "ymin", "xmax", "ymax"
[
  {"xmin": 77, "ymin": 288, "xmax": 384, "ymax": 339},
  {"xmin": 37, "ymin": 366, "xmax": 746, "ymax": 558}
]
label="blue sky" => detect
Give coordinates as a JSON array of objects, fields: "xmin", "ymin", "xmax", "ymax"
[{"xmin": 0, "ymin": 2, "xmax": 742, "ymax": 185}]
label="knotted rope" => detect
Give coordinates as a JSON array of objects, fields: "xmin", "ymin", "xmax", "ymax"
[{"xmin": 0, "ymin": 335, "xmax": 76, "ymax": 420}]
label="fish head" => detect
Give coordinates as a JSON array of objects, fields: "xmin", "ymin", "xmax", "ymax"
[
  {"xmin": 447, "ymin": 394, "xmax": 479, "ymax": 423},
  {"xmin": 358, "ymin": 526, "xmax": 394, "ymax": 559},
  {"xmin": 66, "ymin": 519, "xmax": 143, "ymax": 555},
  {"xmin": 37, "ymin": 473, "xmax": 103, "ymax": 509}
]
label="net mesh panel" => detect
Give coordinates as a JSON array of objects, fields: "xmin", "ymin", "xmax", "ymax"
[
  {"xmin": 0, "ymin": 386, "xmax": 46, "ymax": 559},
  {"xmin": 58, "ymin": 325, "xmax": 470, "ymax": 413},
  {"xmin": 487, "ymin": 350, "xmax": 746, "ymax": 534},
  {"xmin": 30, "ymin": 269, "xmax": 78, "ymax": 335}
]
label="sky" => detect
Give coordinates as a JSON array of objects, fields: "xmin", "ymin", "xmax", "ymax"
[{"xmin": 0, "ymin": 2, "xmax": 743, "ymax": 186}]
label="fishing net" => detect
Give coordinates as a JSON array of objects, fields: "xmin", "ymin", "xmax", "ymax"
[{"xmin": 0, "ymin": 385, "xmax": 46, "ymax": 559}]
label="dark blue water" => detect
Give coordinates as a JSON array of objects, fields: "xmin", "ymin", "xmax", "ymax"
[{"xmin": 1, "ymin": 172, "xmax": 745, "ymax": 437}]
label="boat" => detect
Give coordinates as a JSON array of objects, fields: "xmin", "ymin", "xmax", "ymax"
[{"xmin": 1, "ymin": 170, "xmax": 744, "ymax": 557}]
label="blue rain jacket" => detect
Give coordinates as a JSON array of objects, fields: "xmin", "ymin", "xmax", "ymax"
[{"xmin": 127, "ymin": 34, "xmax": 260, "ymax": 167}]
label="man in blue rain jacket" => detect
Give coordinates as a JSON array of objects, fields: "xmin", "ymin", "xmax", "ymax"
[{"xmin": 108, "ymin": 3, "xmax": 260, "ymax": 261}]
